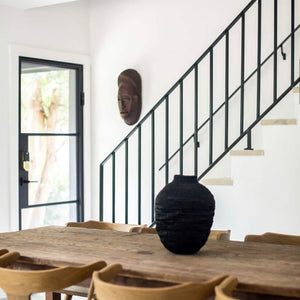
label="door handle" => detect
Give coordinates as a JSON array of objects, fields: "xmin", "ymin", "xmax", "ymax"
[{"xmin": 20, "ymin": 177, "xmax": 38, "ymax": 186}]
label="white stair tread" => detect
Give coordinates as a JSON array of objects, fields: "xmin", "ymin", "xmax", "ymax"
[
  {"xmin": 230, "ymin": 149, "xmax": 264, "ymax": 156},
  {"xmin": 200, "ymin": 177, "xmax": 233, "ymax": 186},
  {"xmin": 293, "ymin": 86, "xmax": 300, "ymax": 93},
  {"xmin": 261, "ymin": 119, "xmax": 297, "ymax": 125}
]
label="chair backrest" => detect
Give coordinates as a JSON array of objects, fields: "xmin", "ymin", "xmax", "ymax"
[
  {"xmin": 130, "ymin": 228, "xmax": 231, "ymax": 240},
  {"xmin": 67, "ymin": 220, "xmax": 145, "ymax": 232},
  {"xmin": 215, "ymin": 276, "xmax": 238, "ymax": 300},
  {"xmin": 130, "ymin": 227, "xmax": 157, "ymax": 234},
  {"xmin": 0, "ymin": 251, "xmax": 20, "ymax": 268},
  {"xmin": 208, "ymin": 230, "xmax": 231, "ymax": 241},
  {"xmin": 92, "ymin": 264, "xmax": 227, "ymax": 300},
  {"xmin": 244, "ymin": 232, "xmax": 300, "ymax": 246},
  {"xmin": 0, "ymin": 249, "xmax": 8, "ymax": 256},
  {"xmin": 0, "ymin": 260, "xmax": 106, "ymax": 300}
]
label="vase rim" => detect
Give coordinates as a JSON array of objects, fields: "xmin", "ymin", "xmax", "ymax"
[{"xmin": 173, "ymin": 175, "xmax": 197, "ymax": 182}]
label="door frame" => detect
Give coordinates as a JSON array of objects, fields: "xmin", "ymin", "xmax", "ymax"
[{"xmin": 9, "ymin": 44, "xmax": 91, "ymax": 231}]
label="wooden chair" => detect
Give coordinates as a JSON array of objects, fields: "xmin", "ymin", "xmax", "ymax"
[
  {"xmin": 0, "ymin": 249, "xmax": 8, "ymax": 256},
  {"xmin": 91, "ymin": 263, "xmax": 227, "ymax": 300},
  {"xmin": 67, "ymin": 220, "xmax": 145, "ymax": 232},
  {"xmin": 131, "ymin": 227, "xmax": 231, "ymax": 241},
  {"xmin": 62, "ymin": 220, "xmax": 145, "ymax": 300},
  {"xmin": 208, "ymin": 230, "xmax": 231, "ymax": 241},
  {"xmin": 0, "ymin": 250, "xmax": 20, "ymax": 267},
  {"xmin": 0, "ymin": 260, "xmax": 106, "ymax": 300},
  {"xmin": 244, "ymin": 232, "xmax": 300, "ymax": 246},
  {"xmin": 215, "ymin": 276, "xmax": 239, "ymax": 300},
  {"xmin": 130, "ymin": 227, "xmax": 157, "ymax": 234}
]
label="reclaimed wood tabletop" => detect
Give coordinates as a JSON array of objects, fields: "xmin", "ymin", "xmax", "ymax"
[{"xmin": 0, "ymin": 226, "xmax": 299, "ymax": 298}]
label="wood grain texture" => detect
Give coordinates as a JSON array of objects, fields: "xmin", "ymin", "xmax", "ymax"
[
  {"xmin": 244, "ymin": 232, "xmax": 300, "ymax": 246},
  {"xmin": 293, "ymin": 86, "xmax": 300, "ymax": 93},
  {"xmin": 260, "ymin": 119, "xmax": 297, "ymax": 125},
  {"xmin": 0, "ymin": 226, "xmax": 300, "ymax": 298},
  {"xmin": 93, "ymin": 263, "xmax": 226, "ymax": 300},
  {"xmin": 215, "ymin": 276, "xmax": 238, "ymax": 300},
  {"xmin": 0, "ymin": 260, "xmax": 106, "ymax": 300},
  {"xmin": 200, "ymin": 178, "xmax": 233, "ymax": 186},
  {"xmin": 67, "ymin": 220, "xmax": 145, "ymax": 232}
]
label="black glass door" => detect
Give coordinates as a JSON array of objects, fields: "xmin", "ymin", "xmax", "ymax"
[{"xmin": 19, "ymin": 57, "xmax": 84, "ymax": 230}]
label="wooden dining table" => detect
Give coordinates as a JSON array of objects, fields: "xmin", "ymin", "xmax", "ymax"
[{"xmin": 0, "ymin": 226, "xmax": 299, "ymax": 299}]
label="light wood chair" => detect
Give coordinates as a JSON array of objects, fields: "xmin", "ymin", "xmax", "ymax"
[
  {"xmin": 0, "ymin": 249, "xmax": 8, "ymax": 256},
  {"xmin": 131, "ymin": 227, "xmax": 231, "ymax": 241},
  {"xmin": 63, "ymin": 220, "xmax": 145, "ymax": 300},
  {"xmin": 0, "ymin": 250, "xmax": 20, "ymax": 267},
  {"xmin": 67, "ymin": 220, "xmax": 146, "ymax": 232},
  {"xmin": 91, "ymin": 263, "xmax": 227, "ymax": 300},
  {"xmin": 208, "ymin": 230, "xmax": 231, "ymax": 241},
  {"xmin": 215, "ymin": 276, "xmax": 239, "ymax": 300},
  {"xmin": 0, "ymin": 260, "xmax": 106, "ymax": 300},
  {"xmin": 130, "ymin": 227, "xmax": 157, "ymax": 234},
  {"xmin": 244, "ymin": 232, "xmax": 300, "ymax": 246}
]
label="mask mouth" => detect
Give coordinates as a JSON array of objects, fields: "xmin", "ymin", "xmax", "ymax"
[{"xmin": 120, "ymin": 111, "xmax": 129, "ymax": 116}]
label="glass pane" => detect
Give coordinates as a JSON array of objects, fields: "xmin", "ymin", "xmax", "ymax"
[
  {"xmin": 21, "ymin": 203, "xmax": 76, "ymax": 230},
  {"xmin": 20, "ymin": 61, "xmax": 76, "ymax": 133},
  {"xmin": 28, "ymin": 136, "xmax": 77, "ymax": 205}
]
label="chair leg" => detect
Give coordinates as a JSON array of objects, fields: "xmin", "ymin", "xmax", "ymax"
[
  {"xmin": 46, "ymin": 292, "xmax": 61, "ymax": 300},
  {"xmin": 64, "ymin": 294, "xmax": 73, "ymax": 300},
  {"xmin": 87, "ymin": 281, "xmax": 95, "ymax": 300}
]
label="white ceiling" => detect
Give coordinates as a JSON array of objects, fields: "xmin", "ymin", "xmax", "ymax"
[{"xmin": 0, "ymin": 0, "xmax": 78, "ymax": 10}]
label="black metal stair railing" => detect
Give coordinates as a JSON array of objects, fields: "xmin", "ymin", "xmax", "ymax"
[
  {"xmin": 99, "ymin": 0, "xmax": 300, "ymax": 225},
  {"xmin": 159, "ymin": 23, "xmax": 300, "ymax": 174}
]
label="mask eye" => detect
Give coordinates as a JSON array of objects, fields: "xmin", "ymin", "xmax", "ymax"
[{"xmin": 121, "ymin": 96, "xmax": 130, "ymax": 103}]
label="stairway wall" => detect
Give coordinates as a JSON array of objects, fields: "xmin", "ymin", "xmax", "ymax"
[
  {"xmin": 211, "ymin": 92, "xmax": 300, "ymax": 241},
  {"xmin": 90, "ymin": 0, "xmax": 254, "ymax": 221},
  {"xmin": 91, "ymin": 0, "xmax": 300, "ymax": 224}
]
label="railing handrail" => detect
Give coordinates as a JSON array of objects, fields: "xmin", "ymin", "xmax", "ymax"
[
  {"xmin": 198, "ymin": 76, "xmax": 300, "ymax": 180},
  {"xmin": 159, "ymin": 23, "xmax": 300, "ymax": 171},
  {"xmin": 99, "ymin": 0, "xmax": 298, "ymax": 225},
  {"xmin": 99, "ymin": 0, "xmax": 257, "ymax": 166}
]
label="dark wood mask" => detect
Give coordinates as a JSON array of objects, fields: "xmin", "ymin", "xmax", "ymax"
[{"xmin": 118, "ymin": 69, "xmax": 142, "ymax": 125}]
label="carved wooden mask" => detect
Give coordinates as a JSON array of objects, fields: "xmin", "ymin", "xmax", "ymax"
[{"xmin": 118, "ymin": 69, "xmax": 142, "ymax": 125}]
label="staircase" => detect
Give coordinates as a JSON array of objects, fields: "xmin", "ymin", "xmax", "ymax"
[
  {"xmin": 206, "ymin": 89, "xmax": 300, "ymax": 240},
  {"xmin": 99, "ymin": 0, "xmax": 300, "ymax": 228}
]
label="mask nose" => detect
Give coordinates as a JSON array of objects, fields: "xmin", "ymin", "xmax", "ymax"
[{"xmin": 120, "ymin": 100, "xmax": 126, "ymax": 110}]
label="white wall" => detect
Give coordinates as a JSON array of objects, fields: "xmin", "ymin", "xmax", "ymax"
[
  {"xmin": 211, "ymin": 95, "xmax": 300, "ymax": 241},
  {"xmin": 89, "ymin": 0, "xmax": 300, "ymax": 233},
  {"xmin": 0, "ymin": 0, "xmax": 90, "ymax": 232},
  {"xmin": 89, "ymin": 0, "xmax": 252, "ymax": 222}
]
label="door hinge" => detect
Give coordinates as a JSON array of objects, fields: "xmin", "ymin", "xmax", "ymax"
[{"xmin": 80, "ymin": 91, "xmax": 85, "ymax": 106}]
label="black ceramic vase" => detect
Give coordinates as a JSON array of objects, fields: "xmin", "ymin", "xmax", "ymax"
[{"xmin": 155, "ymin": 175, "xmax": 215, "ymax": 254}]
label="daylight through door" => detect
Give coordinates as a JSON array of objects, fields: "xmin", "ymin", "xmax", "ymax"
[{"xmin": 19, "ymin": 57, "xmax": 84, "ymax": 230}]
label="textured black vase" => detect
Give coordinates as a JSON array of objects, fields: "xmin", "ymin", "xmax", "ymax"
[{"xmin": 155, "ymin": 175, "xmax": 215, "ymax": 254}]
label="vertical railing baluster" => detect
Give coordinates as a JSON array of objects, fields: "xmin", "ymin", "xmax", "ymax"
[
  {"xmin": 165, "ymin": 95, "xmax": 169, "ymax": 185},
  {"xmin": 257, "ymin": 0, "xmax": 261, "ymax": 119},
  {"xmin": 151, "ymin": 111, "xmax": 155, "ymax": 223},
  {"xmin": 245, "ymin": 131, "xmax": 253, "ymax": 150},
  {"xmin": 225, "ymin": 31, "xmax": 229, "ymax": 150},
  {"xmin": 240, "ymin": 13, "xmax": 245, "ymax": 135},
  {"xmin": 138, "ymin": 125, "xmax": 141, "ymax": 225},
  {"xmin": 112, "ymin": 152, "xmax": 115, "ymax": 223},
  {"xmin": 180, "ymin": 80, "xmax": 184, "ymax": 175},
  {"xmin": 194, "ymin": 65, "xmax": 198, "ymax": 176},
  {"xmin": 273, "ymin": 0, "xmax": 278, "ymax": 102},
  {"xmin": 125, "ymin": 139, "xmax": 128, "ymax": 224},
  {"xmin": 291, "ymin": 0, "xmax": 295, "ymax": 84},
  {"xmin": 99, "ymin": 164, "xmax": 104, "ymax": 221},
  {"xmin": 209, "ymin": 48, "xmax": 214, "ymax": 165}
]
